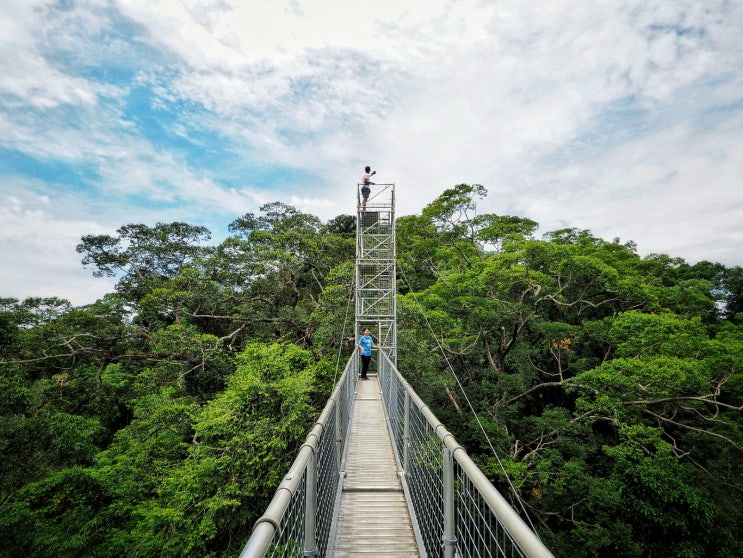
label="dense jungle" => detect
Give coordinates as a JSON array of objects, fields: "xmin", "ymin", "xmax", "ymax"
[{"xmin": 1, "ymin": 184, "xmax": 741, "ymax": 557}]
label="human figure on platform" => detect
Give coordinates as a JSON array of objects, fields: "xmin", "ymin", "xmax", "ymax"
[
  {"xmin": 361, "ymin": 166, "xmax": 376, "ymax": 210},
  {"xmin": 357, "ymin": 328, "xmax": 378, "ymax": 379}
]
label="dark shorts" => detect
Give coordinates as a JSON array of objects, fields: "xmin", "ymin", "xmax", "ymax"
[{"xmin": 361, "ymin": 186, "xmax": 370, "ymax": 198}]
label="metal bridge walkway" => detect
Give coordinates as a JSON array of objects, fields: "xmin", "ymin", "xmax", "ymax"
[
  {"xmin": 239, "ymin": 352, "xmax": 554, "ymax": 558},
  {"xmin": 331, "ymin": 375, "xmax": 420, "ymax": 557},
  {"xmin": 240, "ymin": 180, "xmax": 554, "ymax": 557}
]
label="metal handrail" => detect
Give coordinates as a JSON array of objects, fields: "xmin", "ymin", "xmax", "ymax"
[
  {"xmin": 238, "ymin": 357, "xmax": 357, "ymax": 558},
  {"xmin": 239, "ymin": 351, "xmax": 553, "ymax": 557},
  {"xmin": 377, "ymin": 351, "xmax": 554, "ymax": 558}
]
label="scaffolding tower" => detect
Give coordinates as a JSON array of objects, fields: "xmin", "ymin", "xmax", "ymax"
[{"xmin": 356, "ymin": 182, "xmax": 396, "ymax": 365}]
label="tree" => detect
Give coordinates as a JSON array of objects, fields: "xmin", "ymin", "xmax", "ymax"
[
  {"xmin": 420, "ymin": 183, "xmax": 487, "ymax": 270},
  {"xmin": 396, "ymin": 187, "xmax": 742, "ymax": 556},
  {"xmin": 115, "ymin": 343, "xmax": 329, "ymax": 557},
  {"xmin": 322, "ymin": 214, "xmax": 356, "ymax": 236},
  {"xmin": 225, "ymin": 203, "xmax": 352, "ymax": 345},
  {"xmin": 397, "ymin": 184, "xmax": 537, "ymax": 290},
  {"xmin": 721, "ymin": 266, "xmax": 743, "ymax": 322},
  {"xmin": 474, "ymin": 214, "xmax": 538, "ymax": 253},
  {"xmin": 77, "ymin": 222, "xmax": 211, "ymax": 302},
  {"xmin": 3, "ymin": 191, "xmax": 742, "ymax": 557}
]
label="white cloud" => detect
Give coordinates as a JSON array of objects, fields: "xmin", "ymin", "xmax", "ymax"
[
  {"xmin": 0, "ymin": 192, "xmax": 116, "ymax": 305},
  {"xmin": 1, "ymin": 0, "xmax": 742, "ymax": 305},
  {"xmin": 0, "ymin": 2, "xmax": 110, "ymax": 110},
  {"xmin": 117, "ymin": 0, "xmax": 495, "ymax": 66},
  {"xmin": 513, "ymin": 115, "xmax": 743, "ymax": 265}
]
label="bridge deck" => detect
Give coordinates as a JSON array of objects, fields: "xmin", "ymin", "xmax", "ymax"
[{"xmin": 330, "ymin": 375, "xmax": 421, "ymax": 558}]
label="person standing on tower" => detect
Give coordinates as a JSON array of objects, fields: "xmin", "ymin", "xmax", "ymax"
[
  {"xmin": 357, "ymin": 328, "xmax": 378, "ymax": 379},
  {"xmin": 361, "ymin": 166, "xmax": 376, "ymax": 210}
]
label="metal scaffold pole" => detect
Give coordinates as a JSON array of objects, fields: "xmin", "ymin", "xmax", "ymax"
[{"xmin": 355, "ymin": 181, "xmax": 396, "ymax": 366}]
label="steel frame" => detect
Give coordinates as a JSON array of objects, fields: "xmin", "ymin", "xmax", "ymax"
[{"xmin": 355, "ymin": 182, "xmax": 397, "ymax": 364}]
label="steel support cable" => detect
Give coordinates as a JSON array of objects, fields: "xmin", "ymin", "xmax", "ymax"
[
  {"xmin": 333, "ymin": 279, "xmax": 355, "ymax": 387},
  {"xmin": 396, "ymin": 263, "xmax": 542, "ymax": 540}
]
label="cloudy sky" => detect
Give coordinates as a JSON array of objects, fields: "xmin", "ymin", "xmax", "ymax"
[{"xmin": 1, "ymin": 0, "xmax": 741, "ymax": 306}]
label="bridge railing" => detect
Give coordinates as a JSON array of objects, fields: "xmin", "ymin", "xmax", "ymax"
[
  {"xmin": 239, "ymin": 357, "xmax": 357, "ymax": 558},
  {"xmin": 240, "ymin": 351, "xmax": 553, "ymax": 558},
  {"xmin": 378, "ymin": 351, "xmax": 554, "ymax": 558}
]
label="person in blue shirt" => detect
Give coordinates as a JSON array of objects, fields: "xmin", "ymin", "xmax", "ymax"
[{"xmin": 357, "ymin": 328, "xmax": 378, "ymax": 379}]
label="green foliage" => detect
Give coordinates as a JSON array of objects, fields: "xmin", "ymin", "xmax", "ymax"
[
  {"xmin": 309, "ymin": 261, "xmax": 356, "ymax": 362},
  {"xmin": 0, "ymin": 466, "xmax": 112, "ymax": 557},
  {"xmin": 606, "ymin": 311, "xmax": 708, "ymax": 358},
  {"xmin": 321, "ymin": 213, "xmax": 356, "ymax": 236},
  {"xmin": 0, "ymin": 341, "xmax": 328, "ymax": 557},
  {"xmin": 719, "ymin": 265, "xmax": 743, "ymax": 321},
  {"xmin": 77, "ymin": 222, "xmax": 212, "ymax": 301},
  {"xmin": 1, "ymin": 190, "xmax": 741, "ymax": 557},
  {"xmin": 396, "ymin": 187, "xmax": 743, "ymax": 557},
  {"xmin": 121, "ymin": 342, "xmax": 327, "ymax": 556}
]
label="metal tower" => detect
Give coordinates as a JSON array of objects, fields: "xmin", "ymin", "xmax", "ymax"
[{"xmin": 355, "ymin": 182, "xmax": 396, "ymax": 364}]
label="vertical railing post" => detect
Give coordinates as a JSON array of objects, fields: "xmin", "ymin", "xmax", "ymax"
[
  {"xmin": 335, "ymin": 397, "xmax": 342, "ymax": 472},
  {"xmin": 443, "ymin": 446, "xmax": 456, "ymax": 558},
  {"xmin": 403, "ymin": 390, "xmax": 410, "ymax": 475},
  {"xmin": 304, "ymin": 446, "xmax": 318, "ymax": 557}
]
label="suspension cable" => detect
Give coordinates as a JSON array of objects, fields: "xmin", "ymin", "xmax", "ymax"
[
  {"xmin": 397, "ymin": 263, "xmax": 541, "ymax": 538},
  {"xmin": 333, "ymin": 278, "xmax": 355, "ymax": 387}
]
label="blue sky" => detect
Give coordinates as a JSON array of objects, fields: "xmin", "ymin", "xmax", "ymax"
[{"xmin": 1, "ymin": 0, "xmax": 742, "ymax": 306}]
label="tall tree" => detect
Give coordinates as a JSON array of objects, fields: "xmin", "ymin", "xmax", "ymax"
[{"xmin": 77, "ymin": 222, "xmax": 211, "ymax": 302}]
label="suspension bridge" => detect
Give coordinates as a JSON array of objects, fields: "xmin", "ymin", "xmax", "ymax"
[{"xmin": 239, "ymin": 184, "xmax": 555, "ymax": 558}]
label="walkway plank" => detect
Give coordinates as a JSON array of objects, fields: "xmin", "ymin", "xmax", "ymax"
[{"xmin": 330, "ymin": 376, "xmax": 421, "ymax": 558}]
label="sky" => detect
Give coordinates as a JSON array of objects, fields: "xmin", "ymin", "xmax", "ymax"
[{"xmin": 1, "ymin": 0, "xmax": 741, "ymax": 306}]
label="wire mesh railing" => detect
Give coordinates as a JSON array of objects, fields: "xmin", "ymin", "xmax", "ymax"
[
  {"xmin": 238, "ymin": 356, "xmax": 357, "ymax": 558},
  {"xmin": 240, "ymin": 351, "xmax": 552, "ymax": 558},
  {"xmin": 377, "ymin": 351, "xmax": 554, "ymax": 558}
]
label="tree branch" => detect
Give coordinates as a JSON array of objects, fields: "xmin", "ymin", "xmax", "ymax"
[{"xmin": 641, "ymin": 408, "xmax": 743, "ymax": 451}]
